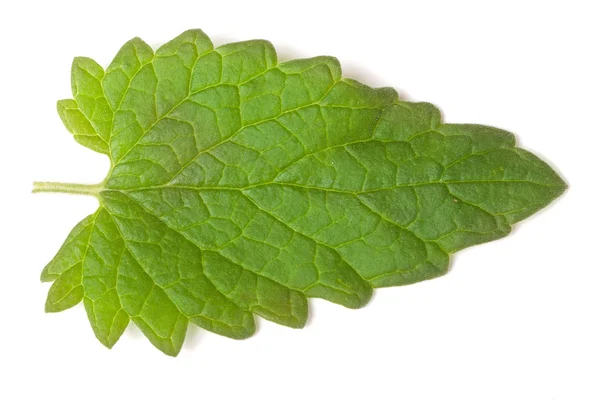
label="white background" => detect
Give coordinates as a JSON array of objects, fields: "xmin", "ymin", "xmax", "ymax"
[{"xmin": 0, "ymin": 0, "xmax": 597, "ymax": 399}]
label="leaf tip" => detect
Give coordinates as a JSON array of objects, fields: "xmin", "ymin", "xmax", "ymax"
[
  {"xmin": 344, "ymin": 285, "xmax": 374, "ymax": 310},
  {"xmin": 71, "ymin": 56, "xmax": 104, "ymax": 74},
  {"xmin": 124, "ymin": 36, "xmax": 153, "ymax": 52},
  {"xmin": 96, "ymin": 334, "xmax": 121, "ymax": 351},
  {"xmin": 40, "ymin": 269, "xmax": 54, "ymax": 283},
  {"xmin": 44, "ymin": 299, "xmax": 60, "ymax": 313}
]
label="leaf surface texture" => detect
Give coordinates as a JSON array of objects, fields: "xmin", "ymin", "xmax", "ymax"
[{"xmin": 40, "ymin": 29, "xmax": 566, "ymax": 355}]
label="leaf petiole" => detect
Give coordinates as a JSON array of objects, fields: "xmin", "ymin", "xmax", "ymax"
[{"xmin": 32, "ymin": 181, "xmax": 103, "ymax": 197}]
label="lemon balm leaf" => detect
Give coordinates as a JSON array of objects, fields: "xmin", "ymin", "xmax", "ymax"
[{"xmin": 33, "ymin": 29, "xmax": 566, "ymax": 356}]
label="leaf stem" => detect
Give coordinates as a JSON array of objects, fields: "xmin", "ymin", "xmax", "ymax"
[{"xmin": 32, "ymin": 181, "xmax": 104, "ymax": 197}]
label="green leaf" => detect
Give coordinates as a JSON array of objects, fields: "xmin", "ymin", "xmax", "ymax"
[{"xmin": 34, "ymin": 29, "xmax": 566, "ymax": 356}]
